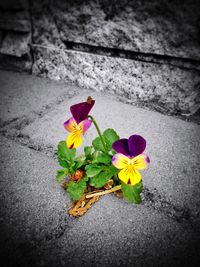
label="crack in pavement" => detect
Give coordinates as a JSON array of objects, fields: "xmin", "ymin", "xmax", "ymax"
[
  {"xmin": 0, "ymin": 89, "xmax": 79, "ymax": 157},
  {"xmin": 0, "ymin": 88, "xmax": 199, "ymax": 230},
  {"xmin": 1, "ymin": 129, "xmax": 200, "ymax": 230},
  {"xmin": 0, "ymin": 88, "xmax": 78, "ymax": 129},
  {"xmin": 143, "ymin": 187, "xmax": 200, "ymax": 231}
]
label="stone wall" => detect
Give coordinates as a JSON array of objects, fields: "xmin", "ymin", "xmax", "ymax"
[
  {"xmin": 0, "ymin": 0, "xmax": 32, "ymax": 71},
  {"xmin": 0, "ymin": 0, "xmax": 200, "ymax": 118}
]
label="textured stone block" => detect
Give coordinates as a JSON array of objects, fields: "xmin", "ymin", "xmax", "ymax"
[
  {"xmin": 0, "ymin": 32, "xmax": 30, "ymax": 57},
  {"xmin": 51, "ymin": 0, "xmax": 200, "ymax": 60},
  {"xmin": 32, "ymin": 46, "xmax": 200, "ymax": 116},
  {"xmin": 0, "ymin": 11, "xmax": 31, "ymax": 32},
  {"xmin": 0, "ymin": 54, "xmax": 32, "ymax": 72},
  {"xmin": 0, "ymin": 0, "xmax": 29, "ymax": 10}
]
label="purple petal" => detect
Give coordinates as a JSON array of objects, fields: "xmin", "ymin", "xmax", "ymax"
[
  {"xmin": 70, "ymin": 99, "xmax": 95, "ymax": 124},
  {"xmin": 112, "ymin": 138, "xmax": 130, "ymax": 157},
  {"xmin": 128, "ymin": 135, "xmax": 146, "ymax": 157},
  {"xmin": 64, "ymin": 117, "xmax": 76, "ymax": 132},
  {"xmin": 79, "ymin": 119, "xmax": 92, "ymax": 134}
]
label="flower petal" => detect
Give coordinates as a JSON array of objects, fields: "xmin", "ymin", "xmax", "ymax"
[
  {"xmin": 112, "ymin": 138, "xmax": 130, "ymax": 156},
  {"xmin": 118, "ymin": 168, "xmax": 130, "ymax": 184},
  {"xmin": 132, "ymin": 154, "xmax": 150, "ymax": 170},
  {"xmin": 64, "ymin": 117, "xmax": 77, "ymax": 132},
  {"xmin": 128, "ymin": 135, "xmax": 146, "ymax": 157},
  {"xmin": 118, "ymin": 166, "xmax": 142, "ymax": 186},
  {"xmin": 79, "ymin": 119, "xmax": 92, "ymax": 134},
  {"xmin": 112, "ymin": 153, "xmax": 130, "ymax": 169},
  {"xmin": 70, "ymin": 99, "xmax": 95, "ymax": 124},
  {"xmin": 66, "ymin": 131, "xmax": 82, "ymax": 149},
  {"xmin": 129, "ymin": 167, "xmax": 142, "ymax": 186}
]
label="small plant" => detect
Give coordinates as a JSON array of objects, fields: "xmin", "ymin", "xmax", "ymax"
[{"xmin": 56, "ymin": 97, "xmax": 150, "ymax": 216}]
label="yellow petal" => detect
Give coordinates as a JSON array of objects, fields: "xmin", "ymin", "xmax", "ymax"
[
  {"xmin": 118, "ymin": 168, "xmax": 130, "ymax": 184},
  {"xmin": 112, "ymin": 153, "xmax": 131, "ymax": 169},
  {"xmin": 66, "ymin": 130, "xmax": 83, "ymax": 149},
  {"xmin": 129, "ymin": 167, "xmax": 142, "ymax": 186},
  {"xmin": 64, "ymin": 117, "xmax": 77, "ymax": 132},
  {"xmin": 132, "ymin": 154, "xmax": 150, "ymax": 170},
  {"xmin": 118, "ymin": 166, "xmax": 141, "ymax": 186}
]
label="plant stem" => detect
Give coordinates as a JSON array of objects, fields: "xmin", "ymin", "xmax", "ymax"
[
  {"xmin": 88, "ymin": 115, "xmax": 107, "ymax": 152},
  {"xmin": 85, "ymin": 185, "xmax": 122, "ymax": 199}
]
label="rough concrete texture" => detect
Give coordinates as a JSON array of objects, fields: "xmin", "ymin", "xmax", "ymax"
[
  {"xmin": 0, "ymin": 71, "xmax": 78, "ymax": 124},
  {"xmin": 1, "ymin": 140, "xmax": 199, "ymax": 267},
  {"xmin": 32, "ymin": 46, "xmax": 200, "ymax": 116},
  {"xmin": 36, "ymin": 0, "xmax": 200, "ymax": 60},
  {"xmin": 20, "ymin": 92, "xmax": 200, "ymax": 217},
  {"xmin": 0, "ymin": 70, "xmax": 200, "ymax": 266}
]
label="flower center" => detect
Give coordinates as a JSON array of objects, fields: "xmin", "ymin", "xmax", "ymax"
[
  {"xmin": 76, "ymin": 125, "xmax": 82, "ymax": 131},
  {"xmin": 129, "ymin": 158, "xmax": 135, "ymax": 165}
]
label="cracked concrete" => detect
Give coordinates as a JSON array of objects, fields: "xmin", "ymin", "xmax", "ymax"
[{"xmin": 0, "ymin": 70, "xmax": 200, "ymax": 266}]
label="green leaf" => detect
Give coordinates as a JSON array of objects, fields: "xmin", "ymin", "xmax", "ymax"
[
  {"xmin": 89, "ymin": 165, "xmax": 118, "ymax": 188},
  {"xmin": 74, "ymin": 154, "xmax": 86, "ymax": 170},
  {"xmin": 85, "ymin": 164, "xmax": 104, "ymax": 177},
  {"xmin": 58, "ymin": 157, "xmax": 70, "ymax": 168},
  {"xmin": 67, "ymin": 179, "xmax": 86, "ymax": 200},
  {"xmin": 92, "ymin": 128, "xmax": 119, "ymax": 152},
  {"xmin": 103, "ymin": 128, "xmax": 119, "ymax": 151},
  {"xmin": 56, "ymin": 169, "xmax": 68, "ymax": 183},
  {"xmin": 92, "ymin": 136, "xmax": 105, "ymax": 152},
  {"xmin": 93, "ymin": 152, "xmax": 112, "ymax": 165},
  {"xmin": 74, "ymin": 154, "xmax": 86, "ymax": 161},
  {"xmin": 84, "ymin": 146, "xmax": 92, "ymax": 158},
  {"xmin": 121, "ymin": 181, "xmax": 143, "ymax": 204},
  {"xmin": 75, "ymin": 161, "xmax": 85, "ymax": 170},
  {"xmin": 58, "ymin": 141, "xmax": 76, "ymax": 161},
  {"xmin": 83, "ymin": 175, "xmax": 89, "ymax": 182}
]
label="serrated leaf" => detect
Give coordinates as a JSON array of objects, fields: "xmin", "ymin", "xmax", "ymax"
[
  {"xmin": 89, "ymin": 165, "xmax": 118, "ymax": 188},
  {"xmin": 85, "ymin": 164, "xmax": 104, "ymax": 177},
  {"xmin": 103, "ymin": 128, "xmax": 119, "ymax": 151},
  {"xmin": 92, "ymin": 136, "xmax": 105, "ymax": 152},
  {"xmin": 58, "ymin": 157, "xmax": 70, "ymax": 168},
  {"xmin": 75, "ymin": 160, "xmax": 85, "ymax": 170},
  {"xmin": 58, "ymin": 141, "xmax": 76, "ymax": 161},
  {"xmin": 56, "ymin": 169, "xmax": 68, "ymax": 183},
  {"xmin": 93, "ymin": 152, "xmax": 112, "ymax": 165},
  {"xmin": 92, "ymin": 129, "xmax": 119, "ymax": 152},
  {"xmin": 67, "ymin": 179, "xmax": 86, "ymax": 200},
  {"xmin": 121, "ymin": 181, "xmax": 143, "ymax": 204}
]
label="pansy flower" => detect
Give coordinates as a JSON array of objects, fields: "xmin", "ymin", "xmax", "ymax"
[
  {"xmin": 64, "ymin": 97, "xmax": 95, "ymax": 149},
  {"xmin": 112, "ymin": 135, "xmax": 150, "ymax": 186}
]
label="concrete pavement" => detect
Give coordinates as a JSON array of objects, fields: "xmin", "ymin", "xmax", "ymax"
[{"xmin": 0, "ymin": 70, "xmax": 200, "ymax": 267}]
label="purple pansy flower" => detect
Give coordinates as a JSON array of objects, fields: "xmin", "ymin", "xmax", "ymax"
[
  {"xmin": 64, "ymin": 97, "xmax": 95, "ymax": 148},
  {"xmin": 112, "ymin": 135, "xmax": 150, "ymax": 185}
]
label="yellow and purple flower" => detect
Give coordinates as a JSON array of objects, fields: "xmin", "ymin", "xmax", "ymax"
[
  {"xmin": 112, "ymin": 135, "xmax": 150, "ymax": 186},
  {"xmin": 64, "ymin": 97, "xmax": 95, "ymax": 149}
]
